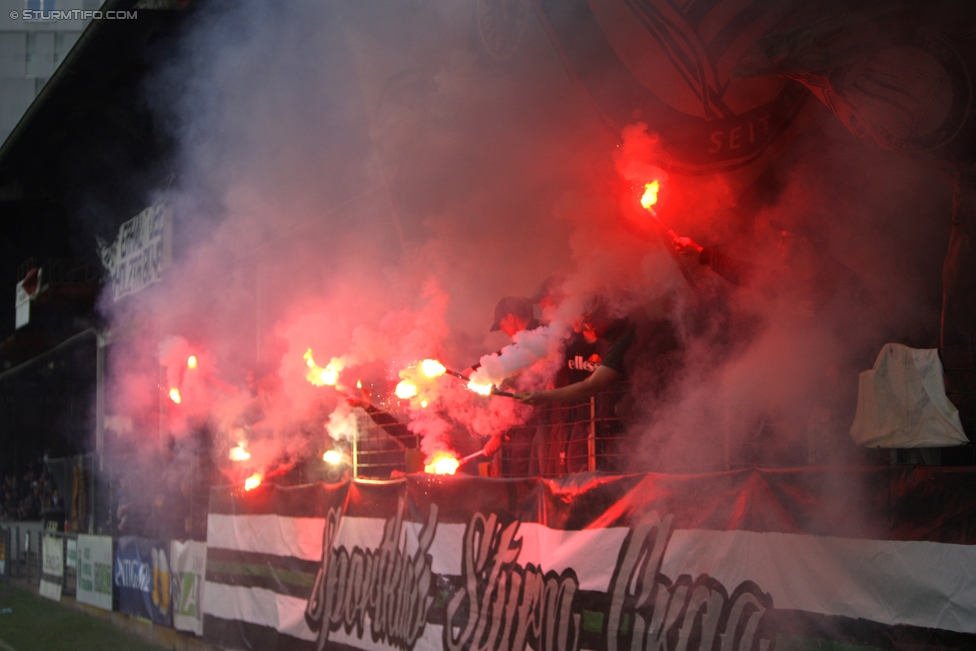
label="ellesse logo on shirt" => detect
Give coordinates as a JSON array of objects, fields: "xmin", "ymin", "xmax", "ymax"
[{"xmin": 568, "ymin": 355, "xmax": 601, "ymax": 372}]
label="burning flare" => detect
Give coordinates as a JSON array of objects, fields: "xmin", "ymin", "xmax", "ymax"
[
  {"xmin": 395, "ymin": 380, "xmax": 418, "ymax": 399},
  {"xmin": 424, "ymin": 451, "xmax": 460, "ymax": 475},
  {"xmin": 304, "ymin": 349, "xmax": 343, "ymax": 387},
  {"xmin": 243, "ymin": 474, "xmax": 262, "ymax": 491},
  {"xmin": 228, "ymin": 443, "xmax": 251, "ymax": 462},
  {"xmin": 467, "ymin": 379, "xmax": 493, "ymax": 396},
  {"xmin": 168, "ymin": 388, "xmax": 182, "ymax": 404},
  {"xmin": 186, "ymin": 355, "xmax": 198, "ymax": 369},
  {"xmin": 395, "ymin": 359, "xmax": 450, "ymax": 408},
  {"xmin": 420, "ymin": 359, "xmax": 446, "ymax": 378},
  {"xmin": 640, "ymin": 180, "xmax": 661, "ymax": 212},
  {"xmin": 323, "ymin": 449, "xmax": 343, "ymax": 465}
]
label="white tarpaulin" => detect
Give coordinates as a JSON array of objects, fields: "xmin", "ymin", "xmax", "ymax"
[{"xmin": 850, "ymin": 343, "xmax": 967, "ymax": 448}]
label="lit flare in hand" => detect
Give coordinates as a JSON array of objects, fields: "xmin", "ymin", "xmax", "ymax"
[
  {"xmin": 640, "ymin": 180, "xmax": 661, "ymax": 213},
  {"xmin": 424, "ymin": 451, "xmax": 460, "ymax": 475},
  {"xmin": 420, "ymin": 359, "xmax": 446, "ymax": 378},
  {"xmin": 467, "ymin": 379, "xmax": 493, "ymax": 396},
  {"xmin": 639, "ymin": 177, "xmax": 682, "ymax": 249},
  {"xmin": 323, "ymin": 449, "xmax": 342, "ymax": 465},
  {"xmin": 168, "ymin": 388, "xmax": 182, "ymax": 404},
  {"xmin": 243, "ymin": 474, "xmax": 262, "ymax": 491}
]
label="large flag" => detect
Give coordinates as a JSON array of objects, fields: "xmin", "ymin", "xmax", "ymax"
[
  {"xmin": 730, "ymin": 1, "xmax": 976, "ymax": 348},
  {"xmin": 204, "ymin": 470, "xmax": 976, "ymax": 651},
  {"xmin": 734, "ymin": 4, "xmax": 973, "ymax": 156},
  {"xmin": 531, "ymin": 0, "xmax": 811, "ymax": 174}
]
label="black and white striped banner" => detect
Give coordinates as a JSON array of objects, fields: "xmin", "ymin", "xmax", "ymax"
[{"xmin": 204, "ymin": 469, "xmax": 976, "ymax": 651}]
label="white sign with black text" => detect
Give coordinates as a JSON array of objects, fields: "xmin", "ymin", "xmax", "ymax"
[{"xmin": 97, "ymin": 202, "xmax": 172, "ymax": 301}]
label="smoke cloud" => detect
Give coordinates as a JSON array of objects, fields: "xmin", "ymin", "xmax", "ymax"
[{"xmin": 100, "ymin": 0, "xmax": 952, "ymax": 509}]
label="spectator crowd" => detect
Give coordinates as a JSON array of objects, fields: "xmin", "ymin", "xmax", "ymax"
[{"xmin": 0, "ymin": 457, "xmax": 64, "ymax": 522}]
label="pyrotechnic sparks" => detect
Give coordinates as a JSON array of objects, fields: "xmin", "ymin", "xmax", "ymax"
[
  {"xmin": 395, "ymin": 359, "xmax": 451, "ymax": 408},
  {"xmin": 186, "ymin": 355, "xmax": 198, "ymax": 369},
  {"xmin": 243, "ymin": 474, "xmax": 262, "ymax": 491},
  {"xmin": 168, "ymin": 388, "xmax": 182, "ymax": 404},
  {"xmin": 395, "ymin": 380, "xmax": 418, "ymax": 399},
  {"xmin": 640, "ymin": 180, "xmax": 661, "ymax": 212},
  {"xmin": 228, "ymin": 443, "xmax": 251, "ymax": 462},
  {"xmin": 424, "ymin": 451, "xmax": 460, "ymax": 475},
  {"xmin": 323, "ymin": 449, "xmax": 343, "ymax": 465},
  {"xmin": 304, "ymin": 348, "xmax": 343, "ymax": 387}
]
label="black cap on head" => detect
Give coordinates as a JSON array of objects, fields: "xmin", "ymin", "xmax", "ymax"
[{"xmin": 490, "ymin": 297, "xmax": 533, "ymax": 331}]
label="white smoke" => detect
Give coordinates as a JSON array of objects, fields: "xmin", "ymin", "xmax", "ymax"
[{"xmin": 468, "ymin": 321, "xmax": 571, "ymax": 387}]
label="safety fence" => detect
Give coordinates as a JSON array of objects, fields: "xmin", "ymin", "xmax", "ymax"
[
  {"xmin": 0, "ymin": 529, "xmax": 79, "ymax": 596},
  {"xmin": 351, "ymin": 385, "xmax": 633, "ymax": 479},
  {"xmin": 351, "ymin": 381, "xmax": 862, "ymax": 477},
  {"xmin": 0, "ymin": 522, "xmax": 49, "ymax": 584}
]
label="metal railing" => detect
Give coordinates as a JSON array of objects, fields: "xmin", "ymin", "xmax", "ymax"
[
  {"xmin": 352, "ymin": 410, "xmax": 419, "ymax": 478},
  {"xmin": 349, "ymin": 385, "xmax": 634, "ymax": 479}
]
